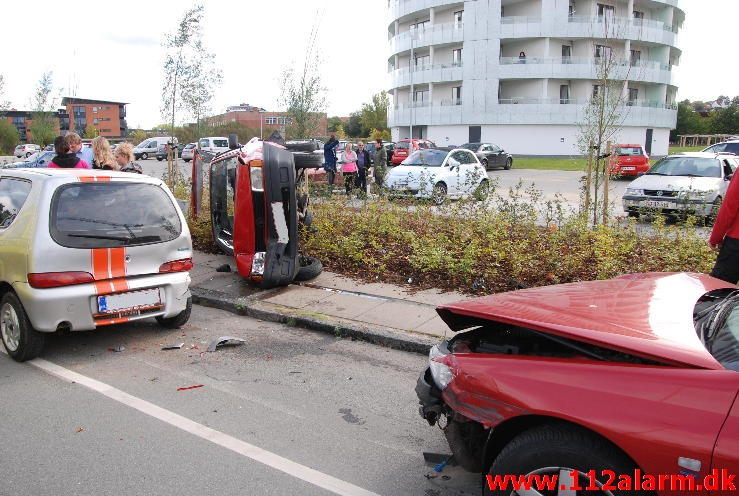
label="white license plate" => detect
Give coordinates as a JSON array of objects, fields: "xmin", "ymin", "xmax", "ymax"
[
  {"xmin": 642, "ymin": 200, "xmax": 676, "ymax": 209},
  {"xmin": 98, "ymin": 288, "xmax": 162, "ymax": 314},
  {"xmin": 621, "ymin": 166, "xmax": 636, "ymax": 171}
]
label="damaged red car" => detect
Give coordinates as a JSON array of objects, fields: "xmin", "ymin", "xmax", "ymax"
[{"xmin": 417, "ymin": 272, "xmax": 739, "ymax": 494}]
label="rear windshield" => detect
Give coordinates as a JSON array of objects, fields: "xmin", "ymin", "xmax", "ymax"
[
  {"xmin": 50, "ymin": 182, "xmax": 182, "ymax": 248},
  {"xmin": 213, "ymin": 139, "xmax": 228, "ymax": 148},
  {"xmin": 396, "ymin": 142, "xmax": 410, "ymax": 149},
  {"xmin": 616, "ymin": 147, "xmax": 643, "ymax": 155}
]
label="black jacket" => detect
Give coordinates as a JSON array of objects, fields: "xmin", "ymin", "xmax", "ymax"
[{"xmin": 356, "ymin": 149, "xmax": 372, "ymax": 169}]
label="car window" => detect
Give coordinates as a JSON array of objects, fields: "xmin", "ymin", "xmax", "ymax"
[
  {"xmin": 50, "ymin": 182, "xmax": 182, "ymax": 248},
  {"xmin": 616, "ymin": 147, "xmax": 643, "ymax": 156},
  {"xmin": 0, "ymin": 178, "xmax": 32, "ymax": 228},
  {"xmin": 726, "ymin": 143, "xmax": 739, "ymax": 155},
  {"xmin": 708, "ymin": 304, "xmax": 739, "ymax": 371},
  {"xmin": 648, "ymin": 157, "xmax": 721, "ymax": 178},
  {"xmin": 706, "ymin": 143, "xmax": 727, "ymax": 153},
  {"xmin": 461, "ymin": 151, "xmax": 477, "ymax": 164},
  {"xmin": 396, "ymin": 141, "xmax": 410, "ymax": 149},
  {"xmin": 199, "ymin": 139, "xmax": 209, "ymax": 148},
  {"xmin": 213, "ymin": 139, "xmax": 228, "ymax": 148}
]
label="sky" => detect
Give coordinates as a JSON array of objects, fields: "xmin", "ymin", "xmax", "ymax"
[{"xmin": 0, "ymin": 0, "xmax": 734, "ymax": 129}]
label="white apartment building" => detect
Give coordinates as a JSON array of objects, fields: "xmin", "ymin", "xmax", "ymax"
[{"xmin": 387, "ymin": 0, "xmax": 684, "ymax": 156}]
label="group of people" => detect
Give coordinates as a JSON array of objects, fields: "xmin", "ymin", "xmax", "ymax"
[
  {"xmin": 323, "ymin": 137, "xmax": 389, "ymax": 195},
  {"xmin": 46, "ymin": 132, "xmax": 142, "ymax": 173}
]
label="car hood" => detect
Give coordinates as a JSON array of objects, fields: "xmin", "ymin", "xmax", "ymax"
[
  {"xmin": 437, "ymin": 273, "xmax": 735, "ymax": 369},
  {"xmin": 627, "ymin": 174, "xmax": 722, "ymax": 192}
]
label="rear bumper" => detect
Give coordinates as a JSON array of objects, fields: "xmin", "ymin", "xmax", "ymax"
[{"xmin": 14, "ymin": 272, "xmax": 191, "ymax": 332}]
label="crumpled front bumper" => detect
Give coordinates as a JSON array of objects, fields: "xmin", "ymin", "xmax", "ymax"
[{"xmin": 416, "ymin": 366, "xmax": 444, "ymax": 425}]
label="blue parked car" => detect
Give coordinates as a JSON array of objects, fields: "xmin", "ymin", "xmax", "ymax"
[{"xmin": 11, "ymin": 151, "xmax": 56, "ymax": 168}]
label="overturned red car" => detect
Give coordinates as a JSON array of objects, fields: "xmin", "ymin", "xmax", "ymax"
[{"xmin": 417, "ymin": 272, "xmax": 738, "ymax": 494}]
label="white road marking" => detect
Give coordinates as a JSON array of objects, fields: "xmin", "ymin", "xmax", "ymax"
[{"xmin": 7, "ymin": 353, "xmax": 380, "ymax": 496}]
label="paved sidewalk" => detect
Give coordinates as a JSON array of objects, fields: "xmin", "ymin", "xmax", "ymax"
[{"xmin": 190, "ymin": 251, "xmax": 472, "ymax": 353}]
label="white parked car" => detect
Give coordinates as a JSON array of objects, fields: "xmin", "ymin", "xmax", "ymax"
[
  {"xmin": 198, "ymin": 136, "xmax": 229, "ymax": 156},
  {"xmin": 134, "ymin": 137, "xmax": 176, "ymax": 160},
  {"xmin": 385, "ymin": 147, "xmax": 489, "ymax": 203},
  {"xmin": 0, "ymin": 168, "xmax": 193, "ymax": 361},
  {"xmin": 181, "ymin": 142, "xmax": 197, "ymax": 162},
  {"xmin": 622, "ymin": 152, "xmax": 739, "ymax": 219},
  {"xmin": 14, "ymin": 144, "xmax": 40, "ymax": 158}
]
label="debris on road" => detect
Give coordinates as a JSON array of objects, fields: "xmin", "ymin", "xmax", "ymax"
[
  {"xmin": 215, "ymin": 264, "xmax": 232, "ymax": 273},
  {"xmin": 434, "ymin": 455, "xmax": 454, "ymax": 472},
  {"xmin": 108, "ymin": 345, "xmax": 126, "ymax": 353},
  {"xmin": 177, "ymin": 385, "xmax": 205, "ymax": 391},
  {"xmin": 206, "ymin": 336, "xmax": 245, "ymax": 352},
  {"xmin": 161, "ymin": 343, "xmax": 185, "ymax": 350},
  {"xmin": 75, "ymin": 427, "xmax": 84, "ymax": 433}
]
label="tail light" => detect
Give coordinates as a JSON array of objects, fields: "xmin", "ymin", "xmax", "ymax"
[
  {"xmin": 28, "ymin": 272, "xmax": 94, "ymax": 288},
  {"xmin": 429, "ymin": 344, "xmax": 454, "ymax": 390},
  {"xmin": 159, "ymin": 258, "xmax": 193, "ymax": 273}
]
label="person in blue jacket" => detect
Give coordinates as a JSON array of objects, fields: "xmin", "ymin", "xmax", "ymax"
[{"xmin": 323, "ymin": 135, "xmax": 339, "ymax": 185}]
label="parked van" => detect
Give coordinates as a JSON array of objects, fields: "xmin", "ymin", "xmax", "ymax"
[
  {"xmin": 134, "ymin": 137, "xmax": 177, "ymax": 160},
  {"xmin": 198, "ymin": 137, "xmax": 229, "ymax": 156}
]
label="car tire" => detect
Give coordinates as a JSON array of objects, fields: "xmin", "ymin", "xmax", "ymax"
[
  {"xmin": 155, "ymin": 297, "xmax": 192, "ymax": 329},
  {"xmin": 0, "ymin": 292, "xmax": 45, "ymax": 362},
  {"xmin": 157, "ymin": 157, "xmax": 163, "ymax": 161},
  {"xmin": 504, "ymin": 157, "xmax": 512, "ymax": 170},
  {"xmin": 183, "ymin": 159, "xmax": 191, "ymax": 163},
  {"xmin": 627, "ymin": 209, "xmax": 639, "ymax": 218},
  {"xmin": 474, "ymin": 179, "xmax": 490, "ymax": 201},
  {"xmin": 432, "ymin": 182, "xmax": 447, "ymax": 205},
  {"xmin": 294, "ymin": 256, "xmax": 323, "ymax": 282},
  {"xmin": 292, "ymin": 152, "xmax": 323, "ymax": 169},
  {"xmin": 141, "ymin": 153, "xmax": 148, "ymax": 160},
  {"xmin": 25, "ymin": 152, "xmax": 32, "ymax": 158},
  {"xmin": 481, "ymin": 158, "xmax": 489, "ymax": 170},
  {"xmin": 485, "ymin": 423, "xmax": 639, "ymax": 496},
  {"xmin": 444, "ymin": 419, "xmax": 486, "ymax": 472},
  {"xmin": 286, "ymin": 141, "xmax": 319, "ymax": 153}
]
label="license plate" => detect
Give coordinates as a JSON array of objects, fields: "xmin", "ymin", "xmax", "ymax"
[
  {"xmin": 98, "ymin": 288, "xmax": 162, "ymax": 314},
  {"xmin": 642, "ymin": 200, "xmax": 676, "ymax": 209},
  {"xmin": 621, "ymin": 166, "xmax": 636, "ymax": 171}
]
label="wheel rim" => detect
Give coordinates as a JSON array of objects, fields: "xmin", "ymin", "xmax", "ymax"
[
  {"xmin": 506, "ymin": 158, "xmax": 512, "ymax": 168},
  {"xmin": 509, "ymin": 467, "xmax": 615, "ymax": 496},
  {"xmin": 482, "ymin": 159, "xmax": 488, "ymax": 168},
  {"xmin": 1, "ymin": 303, "xmax": 21, "ymax": 352},
  {"xmin": 142, "ymin": 153, "xmax": 148, "ymax": 159},
  {"xmin": 432, "ymin": 184, "xmax": 446, "ymax": 204}
]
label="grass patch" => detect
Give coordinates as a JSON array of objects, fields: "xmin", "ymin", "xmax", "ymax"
[
  {"xmin": 514, "ymin": 157, "xmax": 588, "ymax": 171},
  {"xmin": 668, "ymin": 146, "xmax": 704, "ymax": 154}
]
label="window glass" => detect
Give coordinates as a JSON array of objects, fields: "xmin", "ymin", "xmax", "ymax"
[
  {"xmin": 0, "ymin": 178, "xmax": 32, "ymax": 228},
  {"xmin": 615, "ymin": 147, "xmax": 642, "ymax": 156},
  {"xmin": 50, "ymin": 183, "xmax": 182, "ymax": 248},
  {"xmin": 706, "ymin": 143, "xmax": 727, "ymax": 153},
  {"xmin": 648, "ymin": 157, "xmax": 721, "ymax": 178},
  {"xmin": 725, "ymin": 143, "xmax": 739, "ymax": 154},
  {"xmin": 491, "ymin": 145, "xmax": 501, "ymax": 152},
  {"xmin": 401, "ymin": 149, "xmax": 447, "ymax": 167},
  {"xmin": 213, "ymin": 139, "xmax": 228, "ymax": 148},
  {"xmin": 199, "ymin": 139, "xmax": 209, "ymax": 148}
]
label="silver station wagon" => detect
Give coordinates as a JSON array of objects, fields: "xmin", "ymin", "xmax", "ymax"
[
  {"xmin": 0, "ymin": 169, "xmax": 193, "ymax": 361},
  {"xmin": 622, "ymin": 152, "xmax": 739, "ymax": 220}
]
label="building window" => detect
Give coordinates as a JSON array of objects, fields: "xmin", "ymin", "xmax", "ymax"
[
  {"xmin": 93, "ymin": 118, "xmax": 99, "ymax": 124},
  {"xmin": 452, "ymin": 86, "xmax": 462, "ymax": 105},
  {"xmin": 562, "ymin": 45, "xmax": 572, "ymax": 63},
  {"xmin": 630, "ymin": 49, "xmax": 641, "ymax": 66},
  {"xmin": 560, "ymin": 85, "xmax": 571, "ymax": 104},
  {"xmin": 92, "ymin": 106, "xmax": 98, "ymax": 113},
  {"xmin": 413, "ymin": 54, "xmax": 430, "ymax": 69},
  {"xmin": 597, "ymin": 3, "xmax": 615, "ymax": 18},
  {"xmin": 628, "ymin": 88, "xmax": 638, "ymax": 105},
  {"xmin": 594, "ymin": 44, "xmax": 612, "ymax": 60},
  {"xmin": 265, "ymin": 117, "xmax": 278, "ymax": 125},
  {"xmin": 73, "ymin": 106, "xmax": 85, "ymax": 116},
  {"xmin": 414, "ymin": 90, "xmax": 429, "ymax": 104},
  {"xmin": 452, "ymin": 48, "xmax": 462, "ymax": 66},
  {"xmin": 568, "ymin": 2, "xmax": 575, "ymax": 16},
  {"xmin": 592, "ymin": 85, "xmax": 603, "ymax": 99},
  {"xmin": 454, "ymin": 10, "xmax": 463, "ymax": 27},
  {"xmin": 100, "ymin": 129, "xmax": 111, "ymax": 133},
  {"xmin": 74, "ymin": 117, "xmax": 86, "ymax": 130},
  {"xmin": 410, "ymin": 19, "xmax": 430, "ymax": 31},
  {"xmin": 633, "ymin": 10, "xmax": 644, "ymax": 21},
  {"xmin": 277, "ymin": 117, "xmax": 290, "ymax": 125}
]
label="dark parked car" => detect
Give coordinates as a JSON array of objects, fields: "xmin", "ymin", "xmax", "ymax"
[
  {"xmin": 364, "ymin": 141, "xmax": 395, "ymax": 164},
  {"xmin": 417, "ymin": 272, "xmax": 739, "ymax": 494},
  {"xmin": 460, "ymin": 143, "xmax": 513, "ymax": 170}
]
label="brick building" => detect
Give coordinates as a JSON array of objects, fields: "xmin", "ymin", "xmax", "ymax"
[
  {"xmin": 2, "ymin": 97, "xmax": 128, "ymax": 143},
  {"xmin": 205, "ymin": 103, "xmax": 328, "ymax": 137}
]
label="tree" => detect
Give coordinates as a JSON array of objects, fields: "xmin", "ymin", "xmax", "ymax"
[
  {"xmin": 83, "ymin": 126, "xmax": 100, "ymax": 139},
  {"xmin": 335, "ymin": 124, "xmax": 346, "ymax": 140},
  {"xmin": 0, "ymin": 74, "xmax": 10, "ymax": 110},
  {"xmin": 28, "ymin": 72, "xmax": 58, "ymax": 147},
  {"xmin": 344, "ymin": 111, "xmax": 363, "ymax": 138},
  {"xmin": 671, "ymin": 101, "xmax": 708, "ymax": 141},
  {"xmin": 279, "ymin": 19, "xmax": 327, "ymax": 139},
  {"xmin": 127, "ymin": 129, "xmax": 147, "ymax": 145},
  {"xmin": 370, "ymin": 128, "xmax": 391, "ymax": 142},
  {"xmin": 0, "ymin": 120, "xmax": 19, "ymax": 155},
  {"xmin": 359, "ymin": 91, "xmax": 390, "ymax": 136},
  {"xmin": 327, "ymin": 116, "xmax": 343, "ymax": 133}
]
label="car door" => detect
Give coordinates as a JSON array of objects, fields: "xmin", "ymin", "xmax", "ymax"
[
  {"xmin": 209, "ymin": 155, "xmax": 237, "ymax": 255},
  {"xmin": 710, "ymin": 392, "xmax": 739, "ymax": 495},
  {"xmin": 477, "ymin": 145, "xmax": 490, "ymax": 165},
  {"xmin": 444, "ymin": 151, "xmax": 464, "ymax": 194}
]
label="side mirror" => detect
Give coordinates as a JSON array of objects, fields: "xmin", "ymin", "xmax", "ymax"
[
  {"xmin": 228, "ymin": 134, "xmax": 239, "ymax": 150},
  {"xmin": 726, "ymin": 174, "xmax": 733, "ymax": 181}
]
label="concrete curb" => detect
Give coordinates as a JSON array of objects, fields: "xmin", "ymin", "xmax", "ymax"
[{"xmin": 191, "ymin": 287, "xmax": 438, "ymax": 355}]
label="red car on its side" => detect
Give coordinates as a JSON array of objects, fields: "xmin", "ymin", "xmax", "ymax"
[
  {"xmin": 390, "ymin": 138, "xmax": 436, "ymax": 165},
  {"xmin": 609, "ymin": 144, "xmax": 650, "ymax": 176},
  {"xmin": 417, "ymin": 272, "xmax": 738, "ymax": 495}
]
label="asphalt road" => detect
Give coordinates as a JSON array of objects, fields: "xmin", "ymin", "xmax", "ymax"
[{"xmin": 0, "ymin": 305, "xmax": 477, "ymax": 496}]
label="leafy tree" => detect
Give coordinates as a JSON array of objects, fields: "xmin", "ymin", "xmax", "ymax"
[
  {"xmin": 28, "ymin": 72, "xmax": 58, "ymax": 147},
  {"xmin": 0, "ymin": 119, "xmax": 19, "ymax": 155},
  {"xmin": 370, "ymin": 128, "xmax": 391, "ymax": 142},
  {"xmin": 344, "ymin": 111, "xmax": 363, "ymax": 138},
  {"xmin": 0, "ymin": 74, "xmax": 10, "ymax": 110},
  {"xmin": 327, "ymin": 116, "xmax": 343, "ymax": 133},
  {"xmin": 671, "ymin": 102, "xmax": 708, "ymax": 141},
  {"xmin": 732, "ymin": 96, "xmax": 739, "ymax": 107},
  {"xmin": 83, "ymin": 126, "xmax": 99, "ymax": 139},
  {"xmin": 127, "ymin": 129, "xmax": 147, "ymax": 145},
  {"xmin": 359, "ymin": 91, "xmax": 390, "ymax": 136},
  {"xmin": 335, "ymin": 124, "xmax": 346, "ymax": 140}
]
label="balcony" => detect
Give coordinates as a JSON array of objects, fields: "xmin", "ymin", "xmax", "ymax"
[
  {"xmin": 497, "ymin": 57, "xmax": 673, "ymax": 85},
  {"xmin": 389, "ymin": 22, "xmax": 464, "ymax": 55},
  {"xmin": 500, "ymin": 16, "xmax": 678, "ymax": 46},
  {"xmin": 389, "ymin": 62, "xmax": 463, "ymax": 87},
  {"xmin": 388, "ymin": 101, "xmax": 463, "ymax": 127},
  {"xmin": 388, "ymin": 0, "xmax": 462, "ymax": 25}
]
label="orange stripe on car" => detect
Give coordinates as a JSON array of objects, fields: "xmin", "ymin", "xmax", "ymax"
[
  {"xmin": 90, "ymin": 248, "xmax": 129, "ymax": 295},
  {"xmin": 95, "ymin": 316, "xmax": 130, "ymax": 326},
  {"xmin": 79, "ymin": 176, "xmax": 111, "ymax": 182}
]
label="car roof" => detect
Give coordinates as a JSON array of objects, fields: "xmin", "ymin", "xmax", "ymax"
[{"xmin": 1, "ymin": 168, "xmax": 163, "ymax": 185}]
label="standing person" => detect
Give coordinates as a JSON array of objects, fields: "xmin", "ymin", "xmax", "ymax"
[
  {"xmin": 341, "ymin": 143, "xmax": 358, "ymax": 195},
  {"xmin": 518, "ymin": 51, "xmax": 526, "ymax": 64},
  {"xmin": 372, "ymin": 138, "xmax": 388, "ymax": 191},
  {"xmin": 708, "ymin": 172, "xmax": 739, "ymax": 283},
  {"xmin": 65, "ymin": 132, "xmax": 94, "ymax": 166},
  {"xmin": 113, "ymin": 143, "xmax": 143, "ymax": 174},
  {"xmin": 323, "ymin": 136, "xmax": 340, "ymax": 185},
  {"xmin": 354, "ymin": 142, "xmax": 372, "ymax": 195},
  {"xmin": 92, "ymin": 136, "xmax": 118, "ymax": 170},
  {"xmin": 48, "ymin": 135, "xmax": 91, "ymax": 169}
]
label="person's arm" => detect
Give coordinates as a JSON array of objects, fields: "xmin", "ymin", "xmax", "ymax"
[{"xmin": 710, "ymin": 173, "xmax": 739, "ymax": 246}]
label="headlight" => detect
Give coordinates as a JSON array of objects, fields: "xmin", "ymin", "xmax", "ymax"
[
  {"xmin": 625, "ymin": 188, "xmax": 643, "ymax": 195},
  {"xmin": 250, "ymin": 165, "xmax": 263, "ymax": 191},
  {"xmin": 428, "ymin": 344, "xmax": 453, "ymax": 390},
  {"xmin": 251, "ymin": 252, "xmax": 266, "ymax": 276}
]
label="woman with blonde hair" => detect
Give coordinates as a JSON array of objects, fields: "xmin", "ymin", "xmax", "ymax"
[
  {"xmin": 92, "ymin": 136, "xmax": 117, "ymax": 170},
  {"xmin": 113, "ymin": 142, "xmax": 143, "ymax": 174}
]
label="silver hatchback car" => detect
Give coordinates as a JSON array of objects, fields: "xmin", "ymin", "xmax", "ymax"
[
  {"xmin": 622, "ymin": 152, "xmax": 739, "ymax": 219},
  {"xmin": 0, "ymin": 169, "xmax": 193, "ymax": 361}
]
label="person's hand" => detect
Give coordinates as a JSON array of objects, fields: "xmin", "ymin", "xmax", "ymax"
[{"xmin": 708, "ymin": 240, "xmax": 721, "ymax": 252}]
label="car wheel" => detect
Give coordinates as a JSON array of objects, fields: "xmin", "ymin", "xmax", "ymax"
[
  {"xmin": 157, "ymin": 157, "xmax": 164, "ymax": 161},
  {"xmin": 485, "ymin": 424, "xmax": 638, "ymax": 496},
  {"xmin": 155, "ymin": 297, "xmax": 192, "ymax": 329},
  {"xmin": 294, "ymin": 256, "xmax": 323, "ymax": 282},
  {"xmin": 626, "ymin": 209, "xmax": 639, "ymax": 218},
  {"xmin": 184, "ymin": 159, "xmax": 191, "ymax": 163},
  {"xmin": 504, "ymin": 157, "xmax": 512, "ymax": 170},
  {"xmin": 432, "ymin": 182, "xmax": 447, "ymax": 205},
  {"xmin": 25, "ymin": 152, "xmax": 32, "ymax": 158},
  {"xmin": 481, "ymin": 158, "xmax": 489, "ymax": 170},
  {"xmin": 473, "ymin": 179, "xmax": 490, "ymax": 201},
  {"xmin": 292, "ymin": 152, "xmax": 324, "ymax": 169},
  {"xmin": 0, "ymin": 292, "xmax": 45, "ymax": 362},
  {"xmin": 141, "ymin": 153, "xmax": 148, "ymax": 160}
]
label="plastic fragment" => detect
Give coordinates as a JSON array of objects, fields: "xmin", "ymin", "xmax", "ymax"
[
  {"xmin": 108, "ymin": 345, "xmax": 125, "ymax": 352},
  {"xmin": 206, "ymin": 336, "xmax": 245, "ymax": 352},
  {"xmin": 162, "ymin": 343, "xmax": 184, "ymax": 350},
  {"xmin": 177, "ymin": 385, "xmax": 204, "ymax": 391},
  {"xmin": 75, "ymin": 427, "xmax": 84, "ymax": 433}
]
